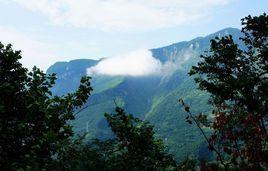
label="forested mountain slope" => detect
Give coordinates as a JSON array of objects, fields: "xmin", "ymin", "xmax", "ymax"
[{"xmin": 47, "ymin": 27, "xmax": 242, "ymax": 160}]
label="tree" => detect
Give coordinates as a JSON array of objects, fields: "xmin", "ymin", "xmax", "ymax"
[
  {"xmin": 185, "ymin": 13, "xmax": 268, "ymax": 169},
  {"xmin": 53, "ymin": 136, "xmax": 104, "ymax": 171},
  {"xmin": 103, "ymin": 107, "xmax": 176, "ymax": 170},
  {"xmin": 0, "ymin": 42, "xmax": 93, "ymax": 170}
]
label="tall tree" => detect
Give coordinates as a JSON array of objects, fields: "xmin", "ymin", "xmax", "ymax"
[
  {"xmin": 103, "ymin": 107, "xmax": 176, "ymax": 170},
  {"xmin": 187, "ymin": 13, "xmax": 268, "ymax": 169},
  {"xmin": 0, "ymin": 42, "xmax": 93, "ymax": 170}
]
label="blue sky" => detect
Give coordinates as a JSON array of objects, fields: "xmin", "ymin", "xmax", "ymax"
[{"xmin": 0, "ymin": 0, "xmax": 267, "ymax": 70}]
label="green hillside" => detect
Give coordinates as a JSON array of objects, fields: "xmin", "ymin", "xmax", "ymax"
[{"xmin": 46, "ymin": 27, "xmax": 242, "ymax": 161}]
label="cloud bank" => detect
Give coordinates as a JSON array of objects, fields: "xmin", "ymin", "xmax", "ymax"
[
  {"xmin": 87, "ymin": 43, "xmax": 198, "ymax": 77},
  {"xmin": 87, "ymin": 49, "xmax": 162, "ymax": 76},
  {"xmin": 12, "ymin": 0, "xmax": 231, "ymax": 31}
]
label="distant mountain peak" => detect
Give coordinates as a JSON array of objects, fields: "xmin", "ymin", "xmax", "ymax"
[{"xmin": 151, "ymin": 27, "xmax": 242, "ymax": 63}]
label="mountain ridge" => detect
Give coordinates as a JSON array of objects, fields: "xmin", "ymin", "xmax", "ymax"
[{"xmin": 47, "ymin": 27, "xmax": 242, "ymax": 160}]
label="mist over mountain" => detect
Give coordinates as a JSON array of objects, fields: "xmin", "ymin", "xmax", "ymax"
[{"xmin": 47, "ymin": 27, "xmax": 242, "ymax": 160}]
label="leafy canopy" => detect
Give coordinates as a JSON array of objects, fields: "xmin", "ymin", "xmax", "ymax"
[
  {"xmin": 187, "ymin": 13, "xmax": 268, "ymax": 169},
  {"xmin": 0, "ymin": 42, "xmax": 93, "ymax": 170},
  {"xmin": 101, "ymin": 107, "xmax": 176, "ymax": 170}
]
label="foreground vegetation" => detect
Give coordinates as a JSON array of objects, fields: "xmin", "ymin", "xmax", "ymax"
[{"xmin": 0, "ymin": 13, "xmax": 267, "ymax": 170}]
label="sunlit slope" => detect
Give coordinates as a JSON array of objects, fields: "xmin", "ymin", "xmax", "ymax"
[{"xmin": 47, "ymin": 27, "xmax": 242, "ymax": 160}]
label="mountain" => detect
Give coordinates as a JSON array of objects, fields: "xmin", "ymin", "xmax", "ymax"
[{"xmin": 47, "ymin": 27, "xmax": 243, "ymax": 161}]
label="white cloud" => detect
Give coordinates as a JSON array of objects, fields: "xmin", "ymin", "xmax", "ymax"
[
  {"xmin": 87, "ymin": 43, "xmax": 199, "ymax": 77},
  {"xmin": 12, "ymin": 0, "xmax": 231, "ymax": 31},
  {"xmin": 87, "ymin": 49, "xmax": 162, "ymax": 76}
]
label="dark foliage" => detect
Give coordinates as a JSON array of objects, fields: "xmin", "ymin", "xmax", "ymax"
[
  {"xmin": 101, "ymin": 107, "xmax": 177, "ymax": 170},
  {"xmin": 0, "ymin": 42, "xmax": 93, "ymax": 170},
  {"xmin": 186, "ymin": 13, "xmax": 268, "ymax": 169}
]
